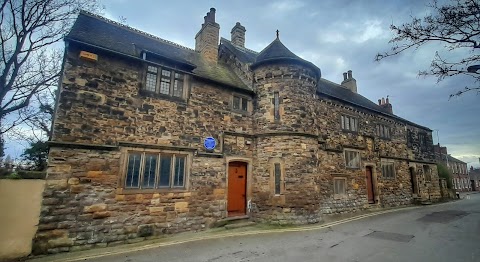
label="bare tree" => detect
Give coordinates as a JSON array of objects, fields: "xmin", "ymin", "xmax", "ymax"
[
  {"xmin": 375, "ymin": 0, "xmax": 480, "ymax": 97},
  {"xmin": 0, "ymin": 0, "xmax": 101, "ymax": 134}
]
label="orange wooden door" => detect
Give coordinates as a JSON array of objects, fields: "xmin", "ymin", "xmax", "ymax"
[
  {"xmin": 366, "ymin": 167, "xmax": 375, "ymax": 204},
  {"xmin": 228, "ymin": 162, "xmax": 247, "ymax": 216}
]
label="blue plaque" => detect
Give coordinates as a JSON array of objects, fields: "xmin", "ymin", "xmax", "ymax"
[{"xmin": 204, "ymin": 137, "xmax": 216, "ymax": 150}]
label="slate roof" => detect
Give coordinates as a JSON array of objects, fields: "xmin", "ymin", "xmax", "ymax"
[
  {"xmin": 220, "ymin": 39, "xmax": 430, "ymax": 130},
  {"xmin": 250, "ymin": 38, "xmax": 321, "ymax": 78},
  {"xmin": 318, "ymin": 79, "xmax": 431, "ymax": 130},
  {"xmin": 440, "ymin": 154, "xmax": 466, "ymax": 164},
  {"xmin": 220, "ymin": 38, "xmax": 257, "ymax": 63},
  {"xmin": 67, "ymin": 11, "xmax": 250, "ymax": 91}
]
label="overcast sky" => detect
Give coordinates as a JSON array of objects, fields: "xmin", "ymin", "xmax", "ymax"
[{"xmin": 5, "ymin": 0, "xmax": 479, "ymax": 168}]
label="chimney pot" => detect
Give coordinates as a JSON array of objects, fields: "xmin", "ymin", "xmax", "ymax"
[
  {"xmin": 381, "ymin": 97, "xmax": 385, "ymax": 105},
  {"xmin": 341, "ymin": 70, "xmax": 357, "ymax": 93},
  {"xmin": 378, "ymin": 99, "xmax": 381, "ymax": 105},
  {"xmin": 209, "ymin": 8, "xmax": 216, "ymax": 22},
  {"xmin": 386, "ymin": 97, "xmax": 389, "ymax": 104}
]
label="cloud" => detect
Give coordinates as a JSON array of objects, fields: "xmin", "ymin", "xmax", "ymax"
[
  {"xmin": 319, "ymin": 31, "xmax": 346, "ymax": 44},
  {"xmin": 353, "ymin": 20, "xmax": 387, "ymax": 43},
  {"xmin": 269, "ymin": 0, "xmax": 305, "ymax": 12}
]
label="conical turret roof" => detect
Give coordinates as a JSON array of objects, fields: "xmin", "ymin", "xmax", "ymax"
[{"xmin": 250, "ymin": 35, "xmax": 321, "ymax": 79}]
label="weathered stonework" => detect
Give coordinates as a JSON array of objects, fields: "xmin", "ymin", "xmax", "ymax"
[{"xmin": 33, "ymin": 10, "xmax": 442, "ymax": 255}]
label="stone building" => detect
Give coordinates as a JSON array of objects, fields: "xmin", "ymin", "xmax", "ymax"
[
  {"xmin": 469, "ymin": 164, "xmax": 480, "ymax": 191},
  {"xmin": 434, "ymin": 144, "xmax": 470, "ymax": 192},
  {"xmin": 33, "ymin": 9, "xmax": 441, "ymax": 254}
]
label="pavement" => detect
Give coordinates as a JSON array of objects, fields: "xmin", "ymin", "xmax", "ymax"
[{"xmin": 27, "ymin": 193, "xmax": 480, "ymax": 262}]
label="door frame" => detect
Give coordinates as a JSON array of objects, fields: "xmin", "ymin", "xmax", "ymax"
[
  {"xmin": 364, "ymin": 163, "xmax": 378, "ymax": 205},
  {"xmin": 225, "ymin": 157, "xmax": 252, "ymax": 217}
]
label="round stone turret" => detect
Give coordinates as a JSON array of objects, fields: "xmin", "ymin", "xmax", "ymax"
[
  {"xmin": 250, "ymin": 35, "xmax": 323, "ymax": 224},
  {"xmin": 251, "ymin": 36, "xmax": 321, "ymax": 133}
]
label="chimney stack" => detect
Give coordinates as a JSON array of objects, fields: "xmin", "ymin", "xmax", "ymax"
[
  {"xmin": 378, "ymin": 96, "xmax": 393, "ymax": 114},
  {"xmin": 231, "ymin": 22, "xmax": 246, "ymax": 48},
  {"xmin": 195, "ymin": 8, "xmax": 220, "ymax": 63},
  {"xmin": 341, "ymin": 70, "xmax": 357, "ymax": 93}
]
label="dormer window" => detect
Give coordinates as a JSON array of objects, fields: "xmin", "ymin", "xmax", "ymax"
[{"xmin": 144, "ymin": 65, "xmax": 185, "ymax": 98}]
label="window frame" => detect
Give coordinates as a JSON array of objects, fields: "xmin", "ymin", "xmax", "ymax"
[
  {"xmin": 142, "ymin": 64, "xmax": 187, "ymax": 100},
  {"xmin": 274, "ymin": 91, "xmax": 280, "ymax": 120},
  {"xmin": 232, "ymin": 93, "xmax": 251, "ymax": 114},
  {"xmin": 344, "ymin": 149, "xmax": 361, "ymax": 169},
  {"xmin": 120, "ymin": 148, "xmax": 190, "ymax": 194},
  {"xmin": 340, "ymin": 114, "xmax": 358, "ymax": 132},
  {"xmin": 418, "ymin": 133, "xmax": 427, "ymax": 148},
  {"xmin": 333, "ymin": 177, "xmax": 347, "ymax": 199},
  {"xmin": 269, "ymin": 159, "xmax": 285, "ymax": 196},
  {"xmin": 381, "ymin": 160, "xmax": 396, "ymax": 179},
  {"xmin": 423, "ymin": 165, "xmax": 432, "ymax": 182},
  {"xmin": 376, "ymin": 123, "xmax": 391, "ymax": 139}
]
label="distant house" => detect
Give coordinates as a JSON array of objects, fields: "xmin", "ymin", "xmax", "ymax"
[
  {"xmin": 33, "ymin": 9, "xmax": 441, "ymax": 254},
  {"xmin": 469, "ymin": 165, "xmax": 480, "ymax": 191},
  {"xmin": 434, "ymin": 144, "xmax": 470, "ymax": 192}
]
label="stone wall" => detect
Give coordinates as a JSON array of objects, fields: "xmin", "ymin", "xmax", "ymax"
[
  {"xmin": 252, "ymin": 135, "xmax": 322, "ymax": 224},
  {"xmin": 33, "ymin": 146, "xmax": 235, "ymax": 254},
  {"xmin": 54, "ymin": 44, "xmax": 254, "ymax": 150},
  {"xmin": 35, "ymin": 39, "xmax": 443, "ymax": 255},
  {"xmin": 35, "ymin": 43, "xmax": 257, "ymax": 254}
]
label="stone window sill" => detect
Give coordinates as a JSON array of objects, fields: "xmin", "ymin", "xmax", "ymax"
[
  {"xmin": 231, "ymin": 109, "xmax": 251, "ymax": 116},
  {"xmin": 333, "ymin": 194, "xmax": 347, "ymax": 200},
  {"xmin": 341, "ymin": 129, "xmax": 359, "ymax": 134},
  {"xmin": 381, "ymin": 177, "xmax": 396, "ymax": 180},
  {"xmin": 117, "ymin": 188, "xmax": 188, "ymax": 195},
  {"xmin": 139, "ymin": 89, "xmax": 187, "ymax": 104},
  {"xmin": 345, "ymin": 166, "xmax": 361, "ymax": 170}
]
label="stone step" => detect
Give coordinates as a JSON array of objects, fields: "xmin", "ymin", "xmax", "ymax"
[
  {"xmin": 224, "ymin": 221, "xmax": 256, "ymax": 230},
  {"xmin": 211, "ymin": 215, "xmax": 249, "ymax": 228}
]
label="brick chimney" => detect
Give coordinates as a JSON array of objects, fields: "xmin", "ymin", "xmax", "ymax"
[
  {"xmin": 195, "ymin": 8, "xmax": 220, "ymax": 63},
  {"xmin": 378, "ymin": 96, "xmax": 393, "ymax": 114},
  {"xmin": 341, "ymin": 70, "xmax": 357, "ymax": 93}
]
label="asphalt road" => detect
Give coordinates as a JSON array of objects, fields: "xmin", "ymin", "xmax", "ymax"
[{"xmin": 85, "ymin": 194, "xmax": 480, "ymax": 262}]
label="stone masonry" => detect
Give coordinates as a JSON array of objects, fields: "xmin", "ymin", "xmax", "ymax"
[{"xmin": 33, "ymin": 9, "xmax": 441, "ymax": 255}]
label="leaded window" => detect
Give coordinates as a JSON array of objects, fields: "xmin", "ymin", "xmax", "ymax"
[
  {"xmin": 125, "ymin": 152, "xmax": 187, "ymax": 190},
  {"xmin": 274, "ymin": 163, "xmax": 281, "ymax": 195},
  {"xmin": 233, "ymin": 95, "xmax": 249, "ymax": 112},
  {"xmin": 376, "ymin": 124, "xmax": 390, "ymax": 139},
  {"xmin": 382, "ymin": 162, "xmax": 395, "ymax": 179},
  {"xmin": 333, "ymin": 178, "xmax": 346, "ymax": 196},
  {"xmin": 341, "ymin": 115, "xmax": 358, "ymax": 132},
  {"xmin": 345, "ymin": 150, "xmax": 360, "ymax": 169},
  {"xmin": 274, "ymin": 92, "xmax": 280, "ymax": 120},
  {"xmin": 144, "ymin": 65, "xmax": 185, "ymax": 98},
  {"xmin": 423, "ymin": 165, "xmax": 431, "ymax": 182}
]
